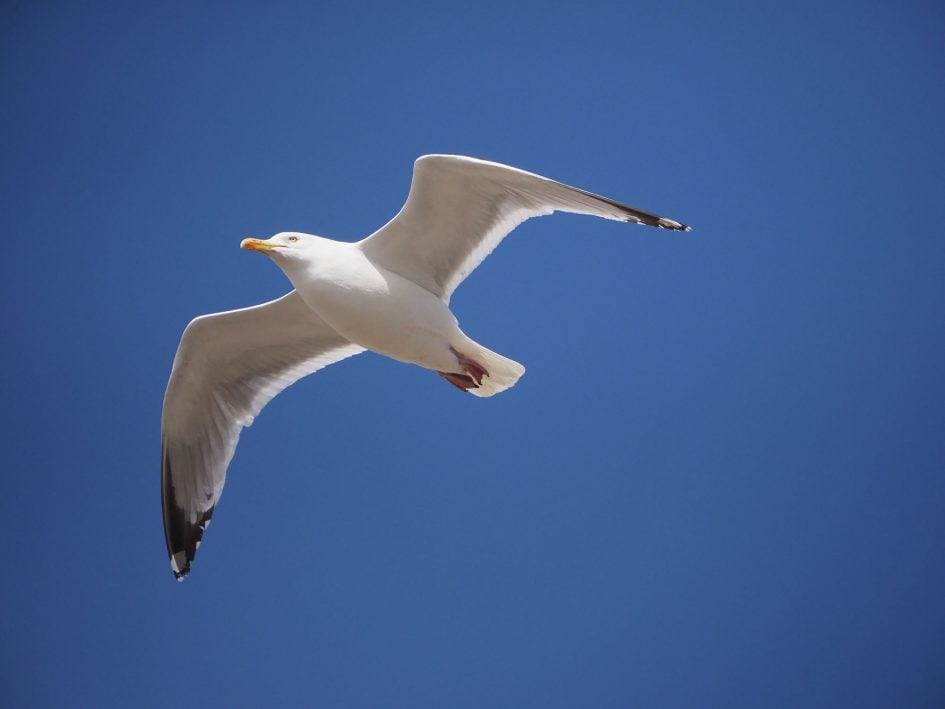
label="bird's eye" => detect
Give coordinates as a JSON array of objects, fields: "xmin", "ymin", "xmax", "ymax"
[{"xmin": 288, "ymin": 236, "xmax": 299, "ymax": 243}]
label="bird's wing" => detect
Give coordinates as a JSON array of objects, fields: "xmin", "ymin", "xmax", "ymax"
[
  {"xmin": 358, "ymin": 155, "xmax": 689, "ymax": 301},
  {"xmin": 161, "ymin": 290, "xmax": 364, "ymax": 580}
]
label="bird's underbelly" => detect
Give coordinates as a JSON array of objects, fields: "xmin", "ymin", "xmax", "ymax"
[{"xmin": 296, "ymin": 266, "xmax": 461, "ymax": 371}]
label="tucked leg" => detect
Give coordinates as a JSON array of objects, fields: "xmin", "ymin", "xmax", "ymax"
[
  {"xmin": 436, "ymin": 347, "xmax": 491, "ymax": 392},
  {"xmin": 436, "ymin": 371, "xmax": 478, "ymax": 391},
  {"xmin": 451, "ymin": 346, "xmax": 489, "ymax": 385}
]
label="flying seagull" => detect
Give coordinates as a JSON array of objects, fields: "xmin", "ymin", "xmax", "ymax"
[{"xmin": 162, "ymin": 154, "xmax": 690, "ymax": 580}]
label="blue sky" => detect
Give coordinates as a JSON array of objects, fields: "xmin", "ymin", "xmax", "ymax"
[{"xmin": 2, "ymin": 1, "xmax": 944, "ymax": 706}]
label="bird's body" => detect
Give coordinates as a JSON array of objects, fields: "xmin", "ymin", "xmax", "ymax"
[
  {"xmin": 161, "ymin": 154, "xmax": 690, "ymax": 579},
  {"xmin": 283, "ymin": 238, "xmax": 466, "ymax": 373}
]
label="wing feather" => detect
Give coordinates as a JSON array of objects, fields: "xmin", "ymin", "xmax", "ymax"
[
  {"xmin": 359, "ymin": 155, "xmax": 689, "ymax": 301},
  {"xmin": 161, "ymin": 291, "xmax": 364, "ymax": 579}
]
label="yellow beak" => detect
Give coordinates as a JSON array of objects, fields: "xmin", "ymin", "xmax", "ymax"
[{"xmin": 240, "ymin": 238, "xmax": 283, "ymax": 253}]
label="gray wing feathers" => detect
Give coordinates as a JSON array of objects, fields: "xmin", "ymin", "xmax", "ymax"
[
  {"xmin": 359, "ymin": 155, "xmax": 689, "ymax": 301},
  {"xmin": 161, "ymin": 291, "xmax": 364, "ymax": 579}
]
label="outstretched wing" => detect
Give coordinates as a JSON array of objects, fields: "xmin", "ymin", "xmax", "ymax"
[
  {"xmin": 358, "ymin": 155, "xmax": 689, "ymax": 301},
  {"xmin": 161, "ymin": 291, "xmax": 364, "ymax": 580}
]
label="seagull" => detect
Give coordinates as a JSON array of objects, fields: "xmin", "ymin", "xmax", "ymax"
[{"xmin": 162, "ymin": 154, "xmax": 690, "ymax": 580}]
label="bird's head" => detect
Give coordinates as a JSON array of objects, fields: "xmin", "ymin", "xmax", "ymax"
[{"xmin": 240, "ymin": 232, "xmax": 317, "ymax": 260}]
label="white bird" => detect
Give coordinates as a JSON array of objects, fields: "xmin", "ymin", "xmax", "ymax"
[{"xmin": 162, "ymin": 155, "xmax": 690, "ymax": 579}]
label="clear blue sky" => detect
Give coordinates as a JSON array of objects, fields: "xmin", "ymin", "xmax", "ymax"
[{"xmin": 2, "ymin": 2, "xmax": 944, "ymax": 707}]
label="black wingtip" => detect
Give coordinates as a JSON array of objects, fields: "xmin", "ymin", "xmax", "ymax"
[
  {"xmin": 162, "ymin": 443, "xmax": 215, "ymax": 581},
  {"xmin": 166, "ymin": 507, "xmax": 213, "ymax": 581},
  {"xmin": 171, "ymin": 555, "xmax": 190, "ymax": 581},
  {"xmin": 623, "ymin": 214, "xmax": 691, "ymax": 231},
  {"xmin": 656, "ymin": 217, "xmax": 691, "ymax": 232}
]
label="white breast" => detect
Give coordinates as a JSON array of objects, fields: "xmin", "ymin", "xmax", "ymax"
[{"xmin": 285, "ymin": 242, "xmax": 461, "ymax": 371}]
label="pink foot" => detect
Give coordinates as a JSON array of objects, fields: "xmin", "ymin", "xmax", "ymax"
[
  {"xmin": 437, "ymin": 371, "xmax": 478, "ymax": 391},
  {"xmin": 451, "ymin": 347, "xmax": 489, "ymax": 385},
  {"xmin": 436, "ymin": 347, "xmax": 490, "ymax": 392}
]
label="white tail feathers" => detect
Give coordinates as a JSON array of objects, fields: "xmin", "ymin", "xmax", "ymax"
[{"xmin": 464, "ymin": 343, "xmax": 525, "ymax": 397}]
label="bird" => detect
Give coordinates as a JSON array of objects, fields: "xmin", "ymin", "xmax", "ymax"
[{"xmin": 161, "ymin": 154, "xmax": 690, "ymax": 580}]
